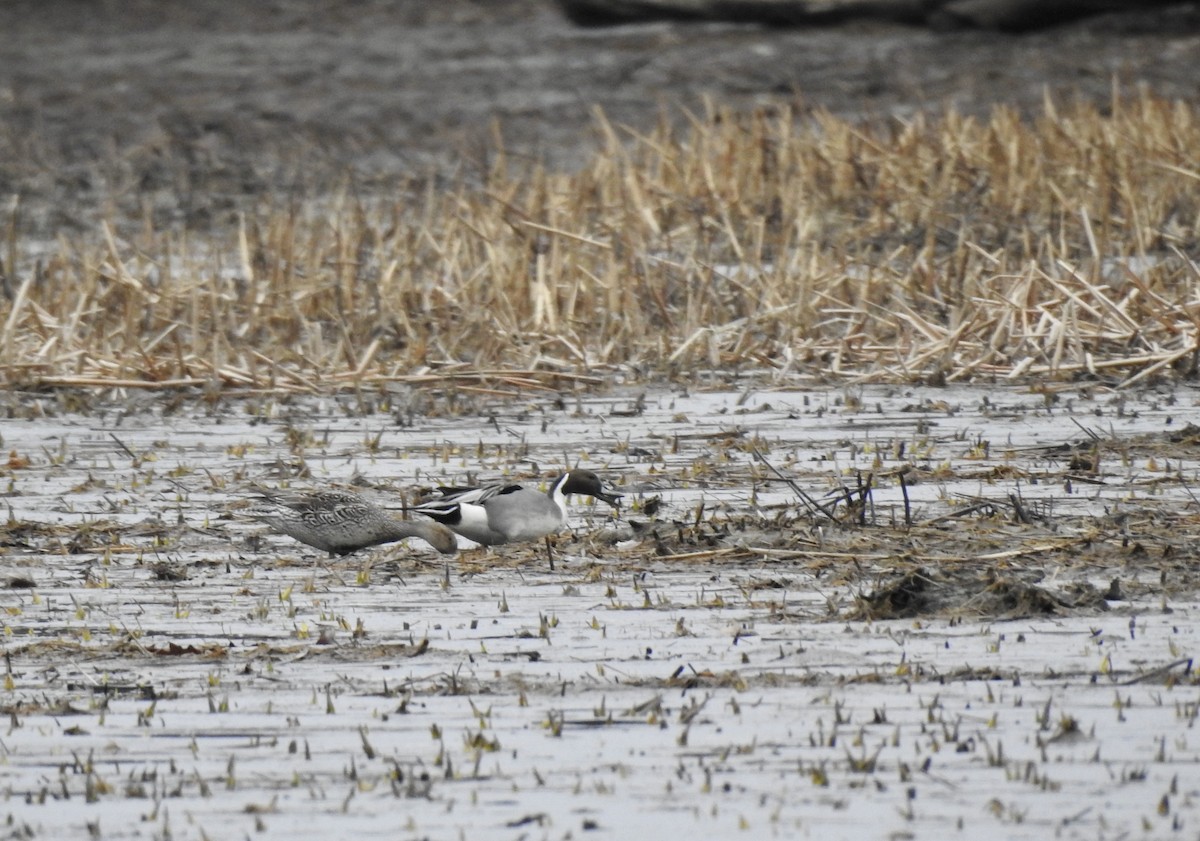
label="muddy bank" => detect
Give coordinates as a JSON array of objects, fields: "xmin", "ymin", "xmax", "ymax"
[{"xmin": 1, "ymin": 0, "xmax": 1198, "ymax": 235}]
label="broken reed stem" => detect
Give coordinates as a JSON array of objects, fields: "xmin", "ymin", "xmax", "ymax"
[
  {"xmin": 2, "ymin": 92, "xmax": 1200, "ymax": 393},
  {"xmin": 750, "ymin": 447, "xmax": 834, "ymax": 520}
]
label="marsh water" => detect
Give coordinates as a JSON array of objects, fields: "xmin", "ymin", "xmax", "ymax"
[{"xmin": 2, "ymin": 381, "xmax": 1199, "ymax": 839}]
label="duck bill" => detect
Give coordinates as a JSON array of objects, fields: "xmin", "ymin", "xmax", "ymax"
[{"xmin": 596, "ymin": 488, "xmax": 624, "ymax": 508}]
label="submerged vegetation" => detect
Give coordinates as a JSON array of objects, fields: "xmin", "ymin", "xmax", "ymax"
[{"xmin": 2, "ymin": 92, "xmax": 1199, "ymax": 393}]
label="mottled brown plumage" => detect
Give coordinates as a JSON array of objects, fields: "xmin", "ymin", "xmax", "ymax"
[{"xmin": 253, "ymin": 487, "xmax": 458, "ymax": 556}]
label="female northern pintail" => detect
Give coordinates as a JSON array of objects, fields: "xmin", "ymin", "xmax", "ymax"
[
  {"xmin": 253, "ymin": 487, "xmax": 459, "ymax": 557},
  {"xmin": 413, "ymin": 469, "xmax": 622, "ymax": 546}
]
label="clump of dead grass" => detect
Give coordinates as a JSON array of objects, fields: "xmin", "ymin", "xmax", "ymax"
[{"xmin": 2, "ymin": 91, "xmax": 1198, "ymax": 394}]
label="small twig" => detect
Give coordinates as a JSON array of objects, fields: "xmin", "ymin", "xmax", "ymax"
[
  {"xmin": 749, "ymin": 447, "xmax": 835, "ymax": 520},
  {"xmin": 1069, "ymin": 417, "xmax": 1101, "ymax": 441},
  {"xmin": 857, "ymin": 471, "xmax": 873, "ymax": 526},
  {"xmin": 1119, "ymin": 658, "xmax": 1193, "ymax": 686},
  {"xmin": 109, "ymin": 432, "xmax": 137, "ymax": 461},
  {"xmin": 654, "ymin": 547, "xmax": 742, "ymax": 563},
  {"xmin": 917, "ymin": 501, "xmax": 995, "ymax": 527},
  {"xmin": 1178, "ymin": 476, "xmax": 1200, "ymax": 507},
  {"xmin": 1008, "ymin": 492, "xmax": 1032, "ymax": 525}
]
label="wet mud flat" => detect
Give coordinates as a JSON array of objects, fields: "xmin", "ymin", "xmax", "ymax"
[
  {"xmin": 2, "ymin": 382, "xmax": 1199, "ymax": 839},
  {"xmin": 4, "ymin": 1, "xmax": 1199, "ymax": 238}
]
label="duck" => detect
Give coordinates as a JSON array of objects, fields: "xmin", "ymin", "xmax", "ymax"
[
  {"xmin": 412, "ymin": 469, "xmax": 622, "ymax": 547},
  {"xmin": 251, "ymin": 487, "xmax": 459, "ymax": 557}
]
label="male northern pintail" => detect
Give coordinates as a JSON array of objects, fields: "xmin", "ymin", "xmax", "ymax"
[
  {"xmin": 412, "ymin": 469, "xmax": 622, "ymax": 546},
  {"xmin": 252, "ymin": 487, "xmax": 459, "ymax": 557}
]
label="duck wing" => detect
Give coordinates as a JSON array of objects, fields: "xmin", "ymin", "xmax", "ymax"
[
  {"xmin": 254, "ymin": 488, "xmax": 377, "ymax": 525},
  {"xmin": 427, "ymin": 482, "xmax": 524, "ymax": 507}
]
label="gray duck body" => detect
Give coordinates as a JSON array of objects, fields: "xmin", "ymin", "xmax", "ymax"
[{"xmin": 413, "ymin": 469, "xmax": 622, "ymax": 546}]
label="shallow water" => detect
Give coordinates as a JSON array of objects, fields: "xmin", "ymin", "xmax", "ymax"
[{"xmin": 2, "ymin": 382, "xmax": 1198, "ymax": 839}]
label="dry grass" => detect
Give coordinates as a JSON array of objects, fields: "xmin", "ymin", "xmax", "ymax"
[{"xmin": 3, "ymin": 91, "xmax": 1199, "ymax": 394}]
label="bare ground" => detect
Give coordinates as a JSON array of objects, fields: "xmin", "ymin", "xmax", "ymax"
[{"xmin": 1, "ymin": 0, "xmax": 1199, "ymax": 237}]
